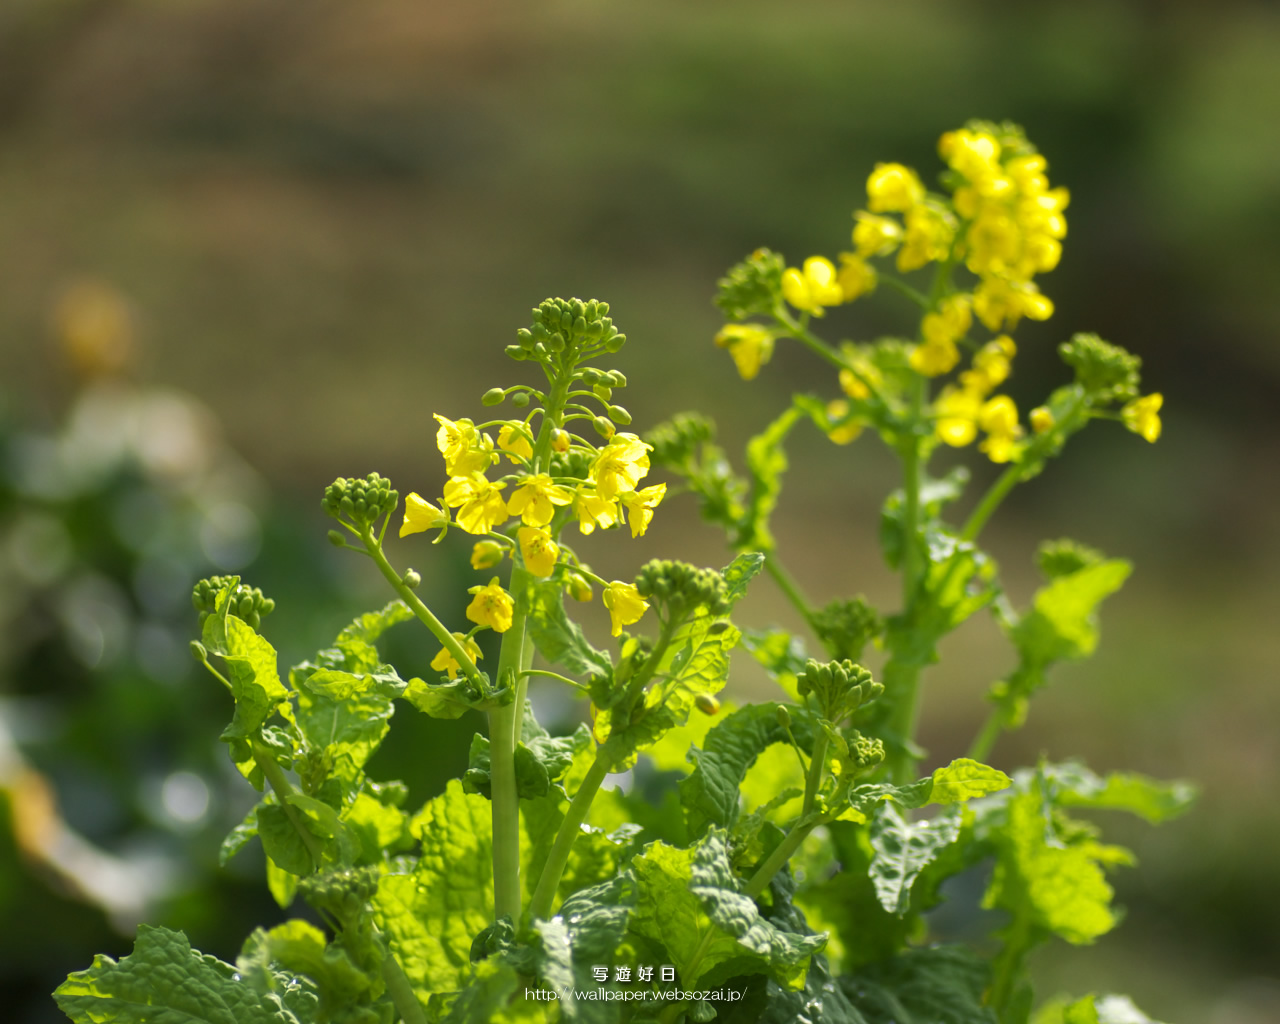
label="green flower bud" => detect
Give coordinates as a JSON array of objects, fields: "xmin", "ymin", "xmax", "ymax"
[
  {"xmin": 592, "ymin": 416, "xmax": 616, "ymax": 439},
  {"xmin": 403, "ymin": 569, "xmax": 422, "ymax": 589},
  {"xmin": 322, "ymin": 473, "xmax": 399, "ymax": 530},
  {"xmin": 607, "ymin": 405, "xmax": 632, "ymax": 425},
  {"xmin": 190, "ymin": 640, "xmax": 207, "ymax": 663},
  {"xmin": 192, "ymin": 576, "xmax": 275, "ymax": 630},
  {"xmin": 775, "ymin": 705, "xmax": 792, "ymax": 730},
  {"xmin": 298, "ymin": 866, "xmax": 381, "ymax": 926},
  {"xmin": 633, "ymin": 559, "xmax": 730, "ymax": 618},
  {"xmin": 593, "ymin": 384, "xmax": 613, "ymax": 402},
  {"xmin": 716, "ymin": 247, "xmax": 786, "ymax": 321},
  {"xmin": 512, "ymin": 391, "xmax": 531, "ymax": 408},
  {"xmin": 607, "ymin": 370, "xmax": 627, "ymax": 388},
  {"xmin": 327, "ymin": 529, "xmax": 346, "ymax": 547},
  {"xmin": 695, "ymin": 693, "xmax": 721, "ymax": 715},
  {"xmin": 481, "ymin": 388, "xmax": 506, "ymax": 406},
  {"xmin": 796, "ymin": 658, "xmax": 882, "ymax": 723},
  {"xmin": 646, "ymin": 412, "xmax": 715, "ymax": 467},
  {"xmin": 812, "ymin": 597, "xmax": 882, "ymax": 663},
  {"xmin": 1059, "ymin": 333, "xmax": 1141, "ymax": 403}
]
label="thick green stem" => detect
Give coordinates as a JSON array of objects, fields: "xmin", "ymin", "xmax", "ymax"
[
  {"xmin": 379, "ymin": 943, "xmax": 428, "ymax": 1024},
  {"xmin": 490, "ymin": 571, "xmax": 532, "ymax": 924},
  {"xmin": 744, "ymin": 816, "xmax": 822, "ymax": 899},
  {"xmin": 527, "ymin": 752, "xmax": 612, "ymax": 921},
  {"xmin": 802, "ymin": 731, "xmax": 828, "ymax": 816},
  {"xmin": 883, "ymin": 655, "xmax": 926, "ymax": 786},
  {"xmin": 252, "ymin": 738, "xmax": 325, "ymax": 870},
  {"xmin": 363, "ymin": 530, "xmax": 488, "ymax": 694},
  {"xmin": 960, "ymin": 464, "xmax": 1020, "ymax": 543}
]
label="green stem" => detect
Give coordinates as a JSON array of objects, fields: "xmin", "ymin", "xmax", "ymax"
[
  {"xmin": 987, "ymin": 912, "xmax": 1033, "ymax": 1019},
  {"xmin": 764, "ymin": 554, "xmax": 818, "ymax": 632},
  {"xmin": 967, "ymin": 707, "xmax": 1004, "ymax": 763},
  {"xmin": 883, "ymin": 655, "xmax": 926, "ymax": 786},
  {"xmin": 744, "ymin": 815, "xmax": 822, "ymax": 899},
  {"xmin": 378, "ymin": 942, "xmax": 428, "ymax": 1024},
  {"xmin": 252, "ymin": 738, "xmax": 325, "ymax": 871},
  {"xmin": 362, "ymin": 529, "xmax": 488, "ymax": 694},
  {"xmin": 802, "ymin": 731, "xmax": 829, "ymax": 817},
  {"xmin": 959, "ymin": 463, "xmax": 1020, "ymax": 543},
  {"xmin": 527, "ymin": 752, "xmax": 612, "ymax": 921},
  {"xmin": 878, "ymin": 273, "xmax": 932, "ymax": 309}
]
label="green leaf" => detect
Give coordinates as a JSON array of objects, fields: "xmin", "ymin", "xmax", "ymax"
[
  {"xmin": 689, "ymin": 831, "xmax": 827, "ymax": 989},
  {"xmin": 440, "ymin": 958, "xmax": 519, "ymax": 1024},
  {"xmin": 841, "ymin": 945, "xmax": 997, "ymax": 1024},
  {"xmin": 930, "ymin": 759, "xmax": 1013, "ymax": 803},
  {"xmin": 257, "ymin": 804, "xmax": 318, "ymax": 877},
  {"xmin": 868, "ymin": 805, "xmax": 963, "ymax": 916},
  {"xmin": 680, "ymin": 703, "xmax": 814, "ymax": 840},
  {"xmin": 880, "ymin": 467, "xmax": 970, "ymax": 572},
  {"xmin": 466, "ymin": 725, "xmax": 592, "ymax": 801},
  {"xmin": 203, "ymin": 586, "xmax": 289, "ymax": 745},
  {"xmin": 716, "ymin": 953, "xmax": 868, "ymax": 1024},
  {"xmin": 522, "ymin": 575, "xmax": 614, "ymax": 679},
  {"xmin": 740, "ymin": 627, "xmax": 807, "ymax": 701},
  {"xmin": 380, "ymin": 781, "xmax": 493, "ymax": 1000},
  {"xmin": 720, "ymin": 552, "xmax": 767, "ymax": 604},
  {"xmin": 55, "ymin": 924, "xmax": 309, "ymax": 1024},
  {"xmin": 984, "ymin": 784, "xmax": 1133, "ymax": 945},
  {"xmin": 1045, "ymin": 763, "xmax": 1196, "ymax": 825},
  {"xmin": 221, "ymin": 800, "xmax": 262, "ymax": 866},
  {"xmin": 1033, "ymin": 993, "xmax": 1170, "ymax": 1024},
  {"xmin": 733, "ymin": 407, "xmax": 802, "ymax": 552},
  {"xmin": 335, "ymin": 600, "xmax": 415, "ymax": 668},
  {"xmin": 341, "ymin": 791, "xmax": 410, "ymax": 861},
  {"xmin": 295, "ymin": 687, "xmax": 394, "ymax": 794},
  {"xmin": 401, "ymin": 677, "xmax": 476, "ymax": 719}
]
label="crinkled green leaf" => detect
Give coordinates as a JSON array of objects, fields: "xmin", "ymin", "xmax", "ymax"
[
  {"xmin": 930, "ymin": 759, "xmax": 1013, "ymax": 803},
  {"xmin": 643, "ymin": 700, "xmax": 733, "ymax": 774},
  {"xmin": 380, "ymin": 781, "xmax": 493, "ymax": 999},
  {"xmin": 341, "ymin": 791, "xmax": 409, "ymax": 861},
  {"xmin": 335, "ymin": 600, "xmax": 415, "ymax": 668},
  {"xmin": 680, "ymin": 703, "xmax": 813, "ymax": 840},
  {"xmin": 1015, "ymin": 561, "xmax": 1131, "ymax": 662},
  {"xmin": 740, "ymin": 627, "xmax": 807, "ymax": 702},
  {"xmin": 879, "ymin": 467, "xmax": 970, "ymax": 572},
  {"xmin": 716, "ymin": 953, "xmax": 868, "ymax": 1024},
  {"xmin": 55, "ymin": 924, "xmax": 310, "ymax": 1024},
  {"xmin": 841, "ymin": 945, "xmax": 996, "ymax": 1024},
  {"xmin": 1045, "ymin": 763, "xmax": 1196, "ymax": 825},
  {"xmin": 868, "ymin": 805, "xmax": 963, "ymax": 916},
  {"xmin": 257, "ymin": 804, "xmax": 319, "ymax": 877},
  {"xmin": 203, "ymin": 585, "xmax": 289, "ymax": 744},
  {"xmin": 401, "ymin": 677, "xmax": 474, "ymax": 719},
  {"xmin": 985, "ymin": 785, "xmax": 1133, "ymax": 945},
  {"xmin": 733, "ymin": 407, "xmax": 802, "ymax": 552},
  {"xmin": 522, "ymin": 575, "xmax": 614, "ymax": 679},
  {"xmin": 466, "ymin": 725, "xmax": 592, "ymax": 801},
  {"xmin": 440, "ymin": 958, "xmax": 520, "ymax": 1024},
  {"xmin": 689, "ymin": 830, "xmax": 827, "ymax": 989},
  {"xmin": 294, "ymin": 682, "xmax": 394, "ymax": 795}
]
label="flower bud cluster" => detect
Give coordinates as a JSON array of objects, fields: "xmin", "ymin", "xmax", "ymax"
[
  {"xmin": 646, "ymin": 412, "xmax": 715, "ymax": 469},
  {"xmin": 508, "ymin": 298, "xmax": 624, "ymax": 365},
  {"xmin": 812, "ymin": 597, "xmax": 882, "ymax": 663},
  {"xmin": 796, "ymin": 658, "xmax": 883, "ymax": 724},
  {"xmin": 846, "ymin": 732, "xmax": 887, "ymax": 772},
  {"xmin": 297, "ymin": 866, "xmax": 381, "ymax": 925},
  {"xmin": 633, "ymin": 559, "xmax": 730, "ymax": 619},
  {"xmin": 192, "ymin": 576, "xmax": 275, "ymax": 629},
  {"xmin": 715, "ymin": 247, "xmax": 786, "ymax": 321},
  {"xmin": 322, "ymin": 473, "xmax": 399, "ymax": 531}
]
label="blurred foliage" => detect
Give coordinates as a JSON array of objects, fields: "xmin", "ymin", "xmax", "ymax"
[{"xmin": 0, "ymin": 1, "xmax": 1276, "ymax": 1021}]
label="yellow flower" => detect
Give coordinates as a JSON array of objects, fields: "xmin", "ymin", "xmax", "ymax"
[
  {"xmin": 399, "ymin": 493, "xmax": 448, "ymax": 538},
  {"xmin": 443, "ymin": 474, "xmax": 509, "ymax": 535},
  {"xmin": 909, "ymin": 339, "xmax": 960, "ymax": 378},
  {"xmin": 898, "ymin": 201, "xmax": 957, "ymax": 272},
  {"xmin": 935, "ymin": 386, "xmax": 983, "ymax": 447},
  {"xmin": 517, "ymin": 526, "xmax": 560, "ymax": 577},
  {"xmin": 603, "ymin": 581, "xmax": 648, "ymax": 637},
  {"xmin": 620, "ymin": 483, "xmax": 667, "ymax": 538},
  {"xmin": 434, "ymin": 414, "xmax": 494, "ymax": 476},
  {"xmin": 470, "ymin": 540, "xmax": 505, "ymax": 570},
  {"xmin": 970, "ymin": 336, "xmax": 1016, "ymax": 391},
  {"xmin": 922, "ymin": 294, "xmax": 972, "ymax": 348},
  {"xmin": 574, "ymin": 490, "xmax": 620, "ymax": 535},
  {"xmin": 590, "ymin": 433, "xmax": 652, "ymax": 500},
  {"xmin": 973, "ymin": 277, "xmax": 1054, "ymax": 332},
  {"xmin": 866, "ymin": 162, "xmax": 925, "ymax": 213},
  {"xmin": 432, "ymin": 633, "xmax": 483, "ymax": 679},
  {"xmin": 939, "ymin": 128, "xmax": 1002, "ymax": 185},
  {"xmin": 825, "ymin": 400, "xmax": 863, "ymax": 445},
  {"xmin": 978, "ymin": 395, "xmax": 1024, "ymax": 463},
  {"xmin": 836, "ymin": 253, "xmax": 877, "ymax": 302},
  {"xmin": 507, "ymin": 473, "xmax": 573, "ymax": 527},
  {"xmin": 1121, "ymin": 393, "xmax": 1162, "ymax": 443},
  {"xmin": 715, "ymin": 323, "xmax": 775, "ymax": 381},
  {"xmin": 1029, "ymin": 406, "xmax": 1055, "ymax": 434},
  {"xmin": 852, "ymin": 213, "xmax": 903, "ymax": 258},
  {"xmin": 781, "ymin": 256, "xmax": 844, "ymax": 315},
  {"xmin": 497, "ymin": 424, "xmax": 533, "ymax": 463},
  {"xmin": 466, "ymin": 579, "xmax": 514, "ymax": 633}
]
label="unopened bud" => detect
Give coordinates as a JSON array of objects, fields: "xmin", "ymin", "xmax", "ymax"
[
  {"xmin": 551, "ymin": 429, "xmax": 571, "ymax": 453},
  {"xmin": 592, "ymin": 416, "xmax": 615, "ymax": 439},
  {"xmin": 775, "ymin": 705, "xmax": 792, "ymax": 730},
  {"xmin": 403, "ymin": 569, "xmax": 422, "ymax": 589},
  {"xmin": 512, "ymin": 391, "xmax": 531, "ymax": 409},
  {"xmin": 327, "ymin": 530, "xmax": 346, "ymax": 548},
  {"xmin": 190, "ymin": 641, "xmax": 208, "ymax": 663},
  {"xmin": 695, "ymin": 693, "xmax": 721, "ymax": 715},
  {"xmin": 471, "ymin": 540, "xmax": 505, "ymax": 571},
  {"xmin": 1030, "ymin": 406, "xmax": 1054, "ymax": 434},
  {"xmin": 482, "ymin": 388, "xmax": 506, "ymax": 406}
]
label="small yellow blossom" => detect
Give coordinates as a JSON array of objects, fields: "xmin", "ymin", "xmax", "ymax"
[
  {"xmin": 939, "ymin": 128, "xmax": 1002, "ymax": 185},
  {"xmin": 507, "ymin": 473, "xmax": 573, "ymax": 527},
  {"xmin": 517, "ymin": 526, "xmax": 560, "ymax": 577},
  {"xmin": 1029, "ymin": 406, "xmax": 1055, "ymax": 434},
  {"xmin": 910, "ymin": 339, "xmax": 960, "ymax": 378},
  {"xmin": 620, "ymin": 483, "xmax": 667, "ymax": 538},
  {"xmin": 434, "ymin": 414, "xmax": 495, "ymax": 476},
  {"xmin": 470, "ymin": 540, "xmax": 505, "ymax": 570},
  {"xmin": 781, "ymin": 256, "xmax": 844, "ymax": 315},
  {"xmin": 550, "ymin": 428, "xmax": 571, "ymax": 453},
  {"xmin": 825, "ymin": 400, "xmax": 863, "ymax": 445},
  {"xmin": 935, "ymin": 386, "xmax": 983, "ymax": 447},
  {"xmin": 590, "ymin": 433, "xmax": 652, "ymax": 501},
  {"xmin": 574, "ymin": 490, "xmax": 620, "ymax": 535},
  {"xmin": 836, "ymin": 253, "xmax": 877, "ymax": 303},
  {"xmin": 715, "ymin": 323, "xmax": 775, "ymax": 381},
  {"xmin": 973, "ymin": 277, "xmax": 1054, "ymax": 332},
  {"xmin": 866, "ymin": 162, "xmax": 925, "ymax": 213},
  {"xmin": 603, "ymin": 581, "xmax": 649, "ymax": 637},
  {"xmin": 922, "ymin": 294, "xmax": 972, "ymax": 348},
  {"xmin": 443, "ymin": 475, "xmax": 509, "ymax": 535},
  {"xmin": 399, "ymin": 493, "xmax": 447, "ymax": 539},
  {"xmin": 978, "ymin": 395, "xmax": 1023, "ymax": 463},
  {"xmin": 838, "ymin": 344, "xmax": 881, "ymax": 400},
  {"xmin": 497, "ymin": 424, "xmax": 533, "ymax": 463},
  {"xmin": 432, "ymin": 633, "xmax": 483, "ymax": 680},
  {"xmin": 898, "ymin": 201, "xmax": 957, "ymax": 272},
  {"xmin": 1121, "ymin": 393, "xmax": 1163, "ymax": 443},
  {"xmin": 466, "ymin": 579, "xmax": 514, "ymax": 633},
  {"xmin": 852, "ymin": 212, "xmax": 903, "ymax": 258}
]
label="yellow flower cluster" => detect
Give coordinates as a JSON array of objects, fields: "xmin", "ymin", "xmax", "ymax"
[{"xmin": 933, "ymin": 337, "xmax": 1023, "ymax": 461}]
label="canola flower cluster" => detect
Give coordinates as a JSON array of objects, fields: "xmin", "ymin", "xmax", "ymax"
[
  {"xmin": 398, "ymin": 411, "xmax": 665, "ymax": 677},
  {"xmin": 713, "ymin": 121, "xmax": 1162, "ymax": 463}
]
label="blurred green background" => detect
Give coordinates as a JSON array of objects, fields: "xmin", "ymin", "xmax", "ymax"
[{"xmin": 1, "ymin": 1, "xmax": 1278, "ymax": 1021}]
